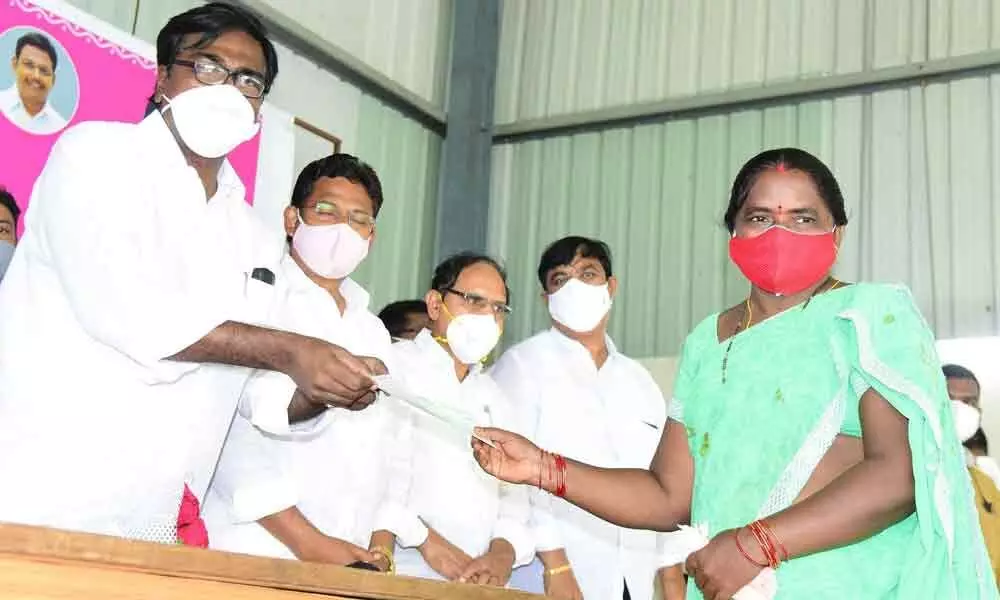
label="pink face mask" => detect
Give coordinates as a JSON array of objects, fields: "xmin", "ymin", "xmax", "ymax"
[
  {"xmin": 291, "ymin": 218, "xmax": 370, "ymax": 279},
  {"xmin": 729, "ymin": 226, "xmax": 837, "ymax": 296}
]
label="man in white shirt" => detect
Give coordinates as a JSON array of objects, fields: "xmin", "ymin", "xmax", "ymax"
[
  {"xmin": 0, "ymin": 31, "xmax": 68, "ymax": 135},
  {"xmin": 372, "ymin": 253, "xmax": 534, "ymax": 586},
  {"xmin": 204, "ymin": 153, "xmax": 402, "ymax": 569},
  {"xmin": 0, "ymin": 4, "xmax": 383, "ymax": 547},
  {"xmin": 491, "ymin": 236, "xmax": 685, "ymax": 600}
]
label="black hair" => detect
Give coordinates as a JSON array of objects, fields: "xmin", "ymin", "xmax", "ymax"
[
  {"xmin": 537, "ymin": 235, "xmax": 613, "ymax": 289},
  {"xmin": 965, "ymin": 428, "xmax": 989, "ymax": 454},
  {"xmin": 15, "ymin": 32, "xmax": 58, "ymax": 71},
  {"xmin": 290, "ymin": 154, "xmax": 384, "ymax": 217},
  {"xmin": 943, "ymin": 364, "xmax": 981, "ymax": 388},
  {"xmin": 431, "ymin": 252, "xmax": 510, "ymax": 304},
  {"xmin": 155, "ymin": 2, "xmax": 278, "ymax": 94},
  {"xmin": 0, "ymin": 187, "xmax": 20, "ymax": 235},
  {"xmin": 378, "ymin": 300, "xmax": 428, "ymax": 338},
  {"xmin": 724, "ymin": 148, "xmax": 849, "ymax": 233}
]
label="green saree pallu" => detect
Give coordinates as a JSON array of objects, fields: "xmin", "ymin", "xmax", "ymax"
[{"xmin": 670, "ymin": 283, "xmax": 997, "ymax": 600}]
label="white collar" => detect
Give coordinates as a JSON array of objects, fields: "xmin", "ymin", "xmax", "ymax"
[
  {"xmin": 280, "ymin": 252, "xmax": 371, "ymax": 312},
  {"xmin": 137, "ymin": 109, "xmax": 244, "ymax": 202},
  {"xmin": 413, "ymin": 328, "xmax": 484, "ymax": 378},
  {"xmin": 0, "ymin": 86, "xmax": 61, "ymax": 121},
  {"xmin": 546, "ymin": 326, "xmax": 618, "ymax": 365}
]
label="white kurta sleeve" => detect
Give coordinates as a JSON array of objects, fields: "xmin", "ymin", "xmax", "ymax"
[
  {"xmin": 33, "ymin": 126, "xmax": 238, "ymax": 383},
  {"xmin": 372, "ymin": 401, "xmax": 428, "ymax": 547},
  {"xmin": 237, "ymin": 369, "xmax": 335, "ymax": 436},
  {"xmin": 488, "ymin": 391, "xmax": 535, "ymax": 567},
  {"xmin": 209, "ymin": 414, "xmax": 298, "ymax": 523},
  {"xmin": 489, "ymin": 353, "xmax": 563, "ymax": 553}
]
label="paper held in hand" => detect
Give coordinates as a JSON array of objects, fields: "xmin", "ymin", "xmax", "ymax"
[{"xmin": 371, "ymin": 375, "xmax": 497, "ymax": 449}]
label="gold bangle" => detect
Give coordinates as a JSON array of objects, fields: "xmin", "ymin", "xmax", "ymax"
[
  {"xmin": 371, "ymin": 545, "xmax": 395, "ymax": 574},
  {"xmin": 545, "ymin": 564, "xmax": 572, "ymax": 576}
]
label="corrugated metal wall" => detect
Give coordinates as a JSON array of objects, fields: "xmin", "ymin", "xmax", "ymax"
[
  {"xmin": 352, "ymin": 96, "xmax": 442, "ymax": 313},
  {"xmin": 66, "ymin": 0, "xmax": 453, "ymax": 107},
  {"xmin": 255, "ymin": 0, "xmax": 453, "ymax": 107},
  {"xmin": 61, "ymin": 0, "xmax": 445, "ymax": 312},
  {"xmin": 491, "ymin": 0, "xmax": 1000, "ymax": 358},
  {"xmin": 496, "ymin": 0, "xmax": 1000, "ymax": 124}
]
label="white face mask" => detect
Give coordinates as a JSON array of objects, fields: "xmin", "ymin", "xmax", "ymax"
[
  {"xmin": 547, "ymin": 278, "xmax": 613, "ymax": 333},
  {"xmin": 292, "ymin": 219, "xmax": 370, "ymax": 279},
  {"xmin": 161, "ymin": 85, "xmax": 260, "ymax": 158},
  {"xmin": 952, "ymin": 400, "xmax": 981, "ymax": 443},
  {"xmin": 446, "ymin": 313, "xmax": 501, "ymax": 365}
]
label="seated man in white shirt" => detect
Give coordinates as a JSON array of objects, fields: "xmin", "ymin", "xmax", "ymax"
[
  {"xmin": 0, "ymin": 3, "xmax": 382, "ymax": 547},
  {"xmin": 0, "ymin": 31, "xmax": 68, "ymax": 135},
  {"xmin": 372, "ymin": 253, "xmax": 534, "ymax": 585},
  {"xmin": 491, "ymin": 236, "xmax": 686, "ymax": 600},
  {"xmin": 204, "ymin": 153, "xmax": 402, "ymax": 569}
]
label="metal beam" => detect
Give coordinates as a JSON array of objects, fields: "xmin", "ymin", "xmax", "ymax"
[
  {"xmin": 494, "ymin": 49, "xmax": 1000, "ymax": 143},
  {"xmin": 434, "ymin": 0, "xmax": 500, "ymax": 260},
  {"xmin": 230, "ymin": 0, "xmax": 447, "ymax": 135}
]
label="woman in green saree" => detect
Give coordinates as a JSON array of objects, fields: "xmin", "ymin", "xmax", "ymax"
[{"xmin": 471, "ymin": 148, "xmax": 997, "ymax": 600}]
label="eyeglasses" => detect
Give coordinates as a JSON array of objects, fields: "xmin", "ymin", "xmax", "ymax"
[
  {"xmin": 300, "ymin": 201, "xmax": 376, "ymax": 238},
  {"xmin": 172, "ymin": 57, "xmax": 267, "ymax": 99},
  {"xmin": 444, "ymin": 288, "xmax": 512, "ymax": 316}
]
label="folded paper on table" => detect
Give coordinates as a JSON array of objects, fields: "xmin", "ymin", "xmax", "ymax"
[
  {"xmin": 371, "ymin": 375, "xmax": 497, "ymax": 448},
  {"xmin": 660, "ymin": 524, "xmax": 777, "ymax": 600}
]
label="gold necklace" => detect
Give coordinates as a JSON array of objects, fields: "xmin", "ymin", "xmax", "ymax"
[
  {"xmin": 720, "ymin": 278, "xmax": 841, "ymax": 384},
  {"xmin": 720, "ymin": 299, "xmax": 752, "ymax": 385}
]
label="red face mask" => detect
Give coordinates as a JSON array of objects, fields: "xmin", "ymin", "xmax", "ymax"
[{"xmin": 729, "ymin": 226, "xmax": 837, "ymax": 296}]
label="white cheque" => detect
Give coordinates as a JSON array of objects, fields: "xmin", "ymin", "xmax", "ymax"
[{"xmin": 371, "ymin": 374, "xmax": 497, "ymax": 448}]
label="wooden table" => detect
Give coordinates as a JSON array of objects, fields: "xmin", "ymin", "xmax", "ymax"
[{"xmin": 0, "ymin": 523, "xmax": 543, "ymax": 599}]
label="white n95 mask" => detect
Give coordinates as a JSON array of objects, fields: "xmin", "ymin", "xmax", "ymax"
[
  {"xmin": 952, "ymin": 400, "xmax": 981, "ymax": 443},
  {"xmin": 161, "ymin": 85, "xmax": 259, "ymax": 158},
  {"xmin": 292, "ymin": 220, "xmax": 370, "ymax": 279},
  {"xmin": 446, "ymin": 313, "xmax": 501, "ymax": 365},
  {"xmin": 547, "ymin": 278, "xmax": 612, "ymax": 333}
]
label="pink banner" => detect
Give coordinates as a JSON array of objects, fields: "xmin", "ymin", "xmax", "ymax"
[{"xmin": 0, "ymin": 0, "xmax": 261, "ymax": 237}]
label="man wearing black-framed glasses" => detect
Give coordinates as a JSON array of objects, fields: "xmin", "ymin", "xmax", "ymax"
[{"xmin": 0, "ymin": 2, "xmax": 385, "ymax": 551}]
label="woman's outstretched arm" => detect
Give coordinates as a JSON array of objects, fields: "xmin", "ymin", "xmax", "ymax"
[{"xmin": 472, "ymin": 420, "xmax": 693, "ymax": 531}]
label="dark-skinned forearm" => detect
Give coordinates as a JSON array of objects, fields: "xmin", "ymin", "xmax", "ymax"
[
  {"xmin": 766, "ymin": 456, "xmax": 915, "ymax": 559},
  {"xmin": 259, "ymin": 506, "xmax": 325, "ymax": 560},
  {"xmin": 556, "ymin": 460, "xmax": 688, "ymax": 531},
  {"xmin": 169, "ymin": 321, "xmax": 299, "ymax": 372}
]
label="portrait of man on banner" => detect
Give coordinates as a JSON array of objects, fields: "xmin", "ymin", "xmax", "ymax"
[{"xmin": 0, "ymin": 26, "xmax": 78, "ymax": 135}]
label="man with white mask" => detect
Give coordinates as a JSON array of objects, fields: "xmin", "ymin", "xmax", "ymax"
[
  {"xmin": 203, "ymin": 153, "xmax": 402, "ymax": 569},
  {"xmin": 371, "ymin": 252, "xmax": 534, "ymax": 586},
  {"xmin": 945, "ymin": 364, "xmax": 1000, "ymax": 586},
  {"xmin": 491, "ymin": 236, "xmax": 686, "ymax": 600},
  {"xmin": 0, "ymin": 4, "xmax": 384, "ymax": 547}
]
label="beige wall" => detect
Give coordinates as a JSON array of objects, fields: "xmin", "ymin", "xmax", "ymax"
[{"xmin": 637, "ymin": 356, "xmax": 679, "ymax": 404}]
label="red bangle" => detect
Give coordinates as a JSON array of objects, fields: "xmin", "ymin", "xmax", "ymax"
[
  {"xmin": 553, "ymin": 454, "xmax": 567, "ymax": 497},
  {"xmin": 754, "ymin": 522, "xmax": 780, "ymax": 568},
  {"xmin": 747, "ymin": 520, "xmax": 786, "ymax": 568},
  {"xmin": 756, "ymin": 520, "xmax": 789, "ymax": 562},
  {"xmin": 735, "ymin": 529, "xmax": 769, "ymax": 568},
  {"xmin": 747, "ymin": 523, "xmax": 775, "ymax": 568}
]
